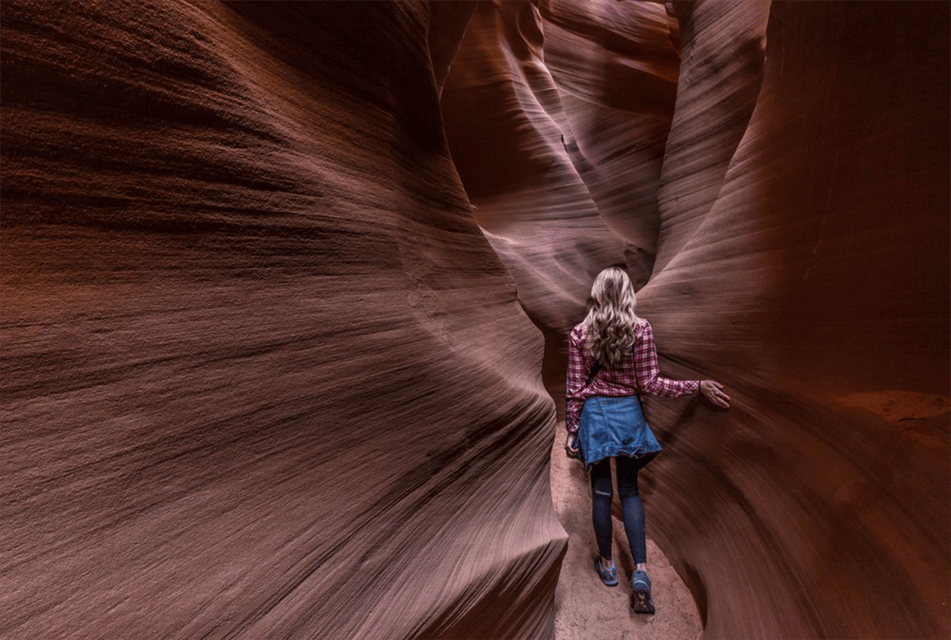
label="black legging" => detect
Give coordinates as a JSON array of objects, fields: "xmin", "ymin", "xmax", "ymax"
[{"xmin": 590, "ymin": 454, "xmax": 657, "ymax": 564}]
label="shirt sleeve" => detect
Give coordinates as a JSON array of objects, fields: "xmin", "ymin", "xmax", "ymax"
[
  {"xmin": 565, "ymin": 327, "xmax": 586, "ymax": 434},
  {"xmin": 635, "ymin": 320, "xmax": 700, "ymax": 397}
]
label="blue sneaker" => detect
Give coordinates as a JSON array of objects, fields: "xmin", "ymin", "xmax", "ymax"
[
  {"xmin": 594, "ymin": 558, "xmax": 618, "ymax": 587},
  {"xmin": 631, "ymin": 570, "xmax": 655, "ymax": 614}
]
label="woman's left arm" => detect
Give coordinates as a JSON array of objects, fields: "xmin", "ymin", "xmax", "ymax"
[
  {"xmin": 634, "ymin": 321, "xmax": 700, "ymax": 397},
  {"xmin": 636, "ymin": 322, "xmax": 730, "ymax": 408}
]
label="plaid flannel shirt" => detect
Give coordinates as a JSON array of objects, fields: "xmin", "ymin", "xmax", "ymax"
[{"xmin": 565, "ymin": 318, "xmax": 700, "ymax": 434}]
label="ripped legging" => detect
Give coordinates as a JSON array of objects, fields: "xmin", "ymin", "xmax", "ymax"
[{"xmin": 590, "ymin": 454, "xmax": 657, "ymax": 564}]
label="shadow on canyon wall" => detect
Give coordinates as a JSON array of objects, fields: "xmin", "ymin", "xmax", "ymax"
[{"xmin": 1, "ymin": 1, "xmax": 948, "ymax": 639}]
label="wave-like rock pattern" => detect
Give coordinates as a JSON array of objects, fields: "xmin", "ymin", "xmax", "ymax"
[
  {"xmin": 2, "ymin": 1, "xmax": 949, "ymax": 639},
  {"xmin": 441, "ymin": 0, "xmax": 628, "ymax": 402},
  {"xmin": 442, "ymin": 0, "xmax": 626, "ymax": 324},
  {"xmin": 448, "ymin": 0, "xmax": 949, "ymax": 638},
  {"xmin": 1, "ymin": 2, "xmax": 563, "ymax": 639},
  {"xmin": 441, "ymin": 0, "xmax": 690, "ymax": 402},
  {"xmin": 654, "ymin": 0, "xmax": 770, "ymax": 273},
  {"xmin": 611, "ymin": 2, "xmax": 949, "ymax": 638},
  {"xmin": 541, "ymin": 0, "xmax": 681, "ymax": 282}
]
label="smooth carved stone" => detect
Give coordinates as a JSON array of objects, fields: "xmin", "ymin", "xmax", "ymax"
[
  {"xmin": 2, "ymin": 1, "xmax": 949, "ymax": 639},
  {"xmin": 441, "ymin": 0, "xmax": 688, "ymax": 403},
  {"xmin": 637, "ymin": 2, "xmax": 949, "ymax": 638},
  {"xmin": 1, "ymin": 2, "xmax": 563, "ymax": 639},
  {"xmin": 541, "ymin": 0, "xmax": 681, "ymax": 278},
  {"xmin": 441, "ymin": 0, "xmax": 627, "ymax": 402},
  {"xmin": 654, "ymin": 0, "xmax": 770, "ymax": 273}
]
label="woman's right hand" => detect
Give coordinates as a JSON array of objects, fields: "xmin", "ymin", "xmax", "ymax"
[
  {"xmin": 700, "ymin": 380, "xmax": 731, "ymax": 408},
  {"xmin": 565, "ymin": 432, "xmax": 580, "ymax": 459}
]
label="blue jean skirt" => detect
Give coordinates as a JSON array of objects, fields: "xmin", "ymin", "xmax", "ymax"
[{"xmin": 578, "ymin": 395, "xmax": 662, "ymax": 470}]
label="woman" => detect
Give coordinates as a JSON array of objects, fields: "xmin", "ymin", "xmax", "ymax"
[{"xmin": 564, "ymin": 266, "xmax": 730, "ymax": 614}]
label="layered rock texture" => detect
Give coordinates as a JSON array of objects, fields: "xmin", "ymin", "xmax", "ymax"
[
  {"xmin": 446, "ymin": 2, "xmax": 950, "ymax": 637},
  {"xmin": 2, "ymin": 2, "xmax": 949, "ymax": 640},
  {"xmin": 1, "ymin": 3, "xmax": 560, "ymax": 639}
]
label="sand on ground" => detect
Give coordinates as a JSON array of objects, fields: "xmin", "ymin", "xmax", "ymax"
[{"xmin": 550, "ymin": 426, "xmax": 702, "ymax": 640}]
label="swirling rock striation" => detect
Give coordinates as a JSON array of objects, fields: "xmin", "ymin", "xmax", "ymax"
[
  {"xmin": 447, "ymin": 0, "xmax": 949, "ymax": 638},
  {"xmin": 441, "ymin": 0, "xmax": 685, "ymax": 404},
  {"xmin": 1, "ymin": 2, "xmax": 562, "ymax": 639},
  {"xmin": 2, "ymin": 1, "xmax": 949, "ymax": 639},
  {"xmin": 637, "ymin": 4, "xmax": 950, "ymax": 636}
]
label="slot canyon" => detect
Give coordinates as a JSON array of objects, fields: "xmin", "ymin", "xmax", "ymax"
[{"xmin": 1, "ymin": 1, "xmax": 948, "ymax": 639}]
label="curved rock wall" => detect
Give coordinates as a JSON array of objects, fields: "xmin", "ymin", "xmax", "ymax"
[
  {"xmin": 640, "ymin": 3, "xmax": 950, "ymax": 637},
  {"xmin": 441, "ymin": 0, "xmax": 685, "ymax": 403},
  {"xmin": 446, "ymin": 0, "xmax": 949, "ymax": 638},
  {"xmin": 441, "ymin": 0, "xmax": 625, "ymax": 335},
  {"xmin": 654, "ymin": 0, "xmax": 770, "ymax": 273},
  {"xmin": 541, "ymin": 0, "xmax": 681, "ymax": 281},
  {"xmin": 2, "ymin": 1, "xmax": 949, "ymax": 639},
  {"xmin": 1, "ymin": 2, "xmax": 563, "ymax": 639}
]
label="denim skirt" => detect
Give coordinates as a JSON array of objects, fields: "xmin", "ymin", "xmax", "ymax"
[{"xmin": 578, "ymin": 395, "xmax": 662, "ymax": 470}]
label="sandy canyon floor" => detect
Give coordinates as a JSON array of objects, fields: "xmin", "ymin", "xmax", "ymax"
[{"xmin": 550, "ymin": 427, "xmax": 702, "ymax": 640}]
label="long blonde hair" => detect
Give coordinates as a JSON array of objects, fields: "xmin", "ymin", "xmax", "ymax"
[{"xmin": 583, "ymin": 267, "xmax": 638, "ymax": 368}]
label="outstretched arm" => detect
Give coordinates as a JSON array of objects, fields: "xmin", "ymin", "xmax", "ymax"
[
  {"xmin": 634, "ymin": 321, "xmax": 700, "ymax": 397},
  {"xmin": 636, "ymin": 321, "xmax": 730, "ymax": 408}
]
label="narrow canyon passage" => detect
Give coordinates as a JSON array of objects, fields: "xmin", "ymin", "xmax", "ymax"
[
  {"xmin": 549, "ymin": 425, "xmax": 702, "ymax": 639},
  {"xmin": 444, "ymin": 2, "xmax": 950, "ymax": 635},
  {"xmin": 2, "ymin": 2, "xmax": 949, "ymax": 640},
  {"xmin": 442, "ymin": 2, "xmax": 720, "ymax": 635}
]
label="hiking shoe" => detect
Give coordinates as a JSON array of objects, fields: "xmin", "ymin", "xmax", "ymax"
[
  {"xmin": 594, "ymin": 558, "xmax": 618, "ymax": 587},
  {"xmin": 631, "ymin": 570, "xmax": 655, "ymax": 614}
]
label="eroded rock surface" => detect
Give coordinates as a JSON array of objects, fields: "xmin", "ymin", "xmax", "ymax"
[
  {"xmin": 636, "ymin": 3, "xmax": 950, "ymax": 637},
  {"xmin": 1, "ymin": 3, "xmax": 562, "ymax": 639},
  {"xmin": 2, "ymin": 1, "xmax": 949, "ymax": 639},
  {"xmin": 447, "ymin": 1, "xmax": 949, "ymax": 638}
]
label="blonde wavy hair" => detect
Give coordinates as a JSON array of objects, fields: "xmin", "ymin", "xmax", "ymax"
[{"xmin": 583, "ymin": 267, "xmax": 638, "ymax": 368}]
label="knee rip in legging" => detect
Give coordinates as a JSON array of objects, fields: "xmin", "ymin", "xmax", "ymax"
[{"xmin": 593, "ymin": 489, "xmax": 613, "ymax": 499}]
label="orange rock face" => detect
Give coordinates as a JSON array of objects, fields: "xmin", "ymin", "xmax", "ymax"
[{"xmin": 2, "ymin": 2, "xmax": 948, "ymax": 640}]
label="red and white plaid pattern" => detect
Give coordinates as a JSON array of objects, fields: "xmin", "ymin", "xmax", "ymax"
[{"xmin": 565, "ymin": 318, "xmax": 700, "ymax": 433}]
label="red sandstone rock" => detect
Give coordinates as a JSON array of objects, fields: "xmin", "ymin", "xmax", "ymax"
[
  {"xmin": 2, "ymin": 1, "xmax": 949, "ymax": 639},
  {"xmin": 541, "ymin": 0, "xmax": 681, "ymax": 284},
  {"xmin": 654, "ymin": 0, "xmax": 769, "ymax": 273},
  {"xmin": 1, "ymin": 2, "xmax": 562, "ymax": 639},
  {"xmin": 449, "ymin": 1, "xmax": 949, "ymax": 638},
  {"xmin": 442, "ymin": 0, "xmax": 626, "ymax": 338},
  {"xmin": 637, "ymin": 2, "xmax": 950, "ymax": 638}
]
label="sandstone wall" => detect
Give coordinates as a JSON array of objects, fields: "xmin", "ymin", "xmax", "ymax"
[
  {"xmin": 2, "ymin": 1, "xmax": 949, "ymax": 639},
  {"xmin": 640, "ymin": 2, "xmax": 950, "ymax": 637},
  {"xmin": 1, "ymin": 2, "xmax": 562, "ymax": 639},
  {"xmin": 445, "ymin": 1, "xmax": 949, "ymax": 638}
]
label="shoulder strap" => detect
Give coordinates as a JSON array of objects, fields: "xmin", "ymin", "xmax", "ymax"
[{"xmin": 585, "ymin": 360, "xmax": 602, "ymax": 388}]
